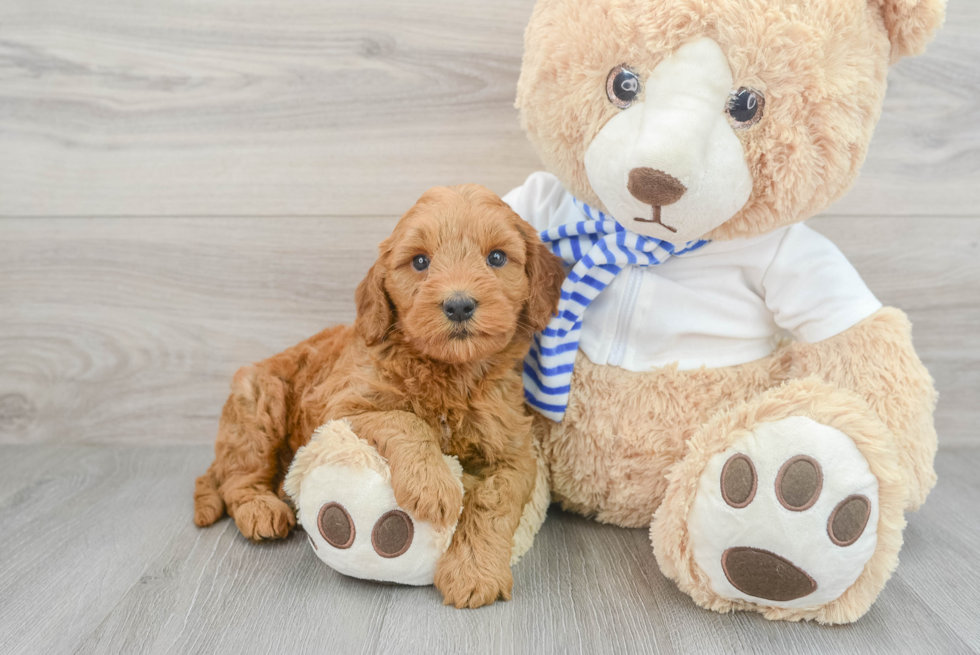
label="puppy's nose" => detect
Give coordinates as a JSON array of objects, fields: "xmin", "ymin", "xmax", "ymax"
[
  {"xmin": 443, "ymin": 295, "xmax": 477, "ymax": 323},
  {"xmin": 628, "ymin": 168, "xmax": 687, "ymax": 206}
]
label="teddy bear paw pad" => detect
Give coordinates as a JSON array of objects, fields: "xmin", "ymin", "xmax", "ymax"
[
  {"xmin": 688, "ymin": 416, "xmax": 879, "ymax": 609},
  {"xmin": 296, "ymin": 461, "xmax": 457, "ymax": 586},
  {"xmin": 371, "ymin": 510, "xmax": 414, "ymax": 557},
  {"xmin": 315, "ymin": 502, "xmax": 355, "ymax": 550}
]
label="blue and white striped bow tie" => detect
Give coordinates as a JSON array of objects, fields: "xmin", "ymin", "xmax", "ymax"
[{"xmin": 523, "ymin": 200, "xmax": 709, "ymax": 422}]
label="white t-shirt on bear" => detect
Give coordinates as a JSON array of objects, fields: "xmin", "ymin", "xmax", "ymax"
[{"xmin": 504, "ymin": 172, "xmax": 882, "ymax": 372}]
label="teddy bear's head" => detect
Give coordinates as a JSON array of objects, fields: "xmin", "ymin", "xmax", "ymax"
[{"xmin": 516, "ymin": 0, "xmax": 945, "ymax": 243}]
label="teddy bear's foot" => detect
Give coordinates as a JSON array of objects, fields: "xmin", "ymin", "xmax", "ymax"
[
  {"xmin": 688, "ymin": 416, "xmax": 879, "ymax": 608},
  {"xmin": 652, "ymin": 380, "xmax": 907, "ymax": 623},
  {"xmin": 284, "ymin": 420, "xmax": 464, "ymax": 586}
]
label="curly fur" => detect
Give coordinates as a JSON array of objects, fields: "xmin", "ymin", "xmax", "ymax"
[{"xmin": 194, "ymin": 184, "xmax": 565, "ymax": 609}]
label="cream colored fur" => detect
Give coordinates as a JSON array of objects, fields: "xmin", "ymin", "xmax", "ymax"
[
  {"xmin": 537, "ymin": 308, "xmax": 935, "ymax": 623},
  {"xmin": 516, "ymin": 0, "xmax": 944, "ymax": 623},
  {"xmin": 650, "ymin": 380, "xmax": 908, "ymax": 624},
  {"xmin": 285, "ymin": 420, "xmax": 395, "ymax": 499},
  {"xmin": 517, "ymin": 0, "xmax": 945, "ymax": 241},
  {"xmin": 510, "ymin": 437, "xmax": 552, "ymax": 565}
]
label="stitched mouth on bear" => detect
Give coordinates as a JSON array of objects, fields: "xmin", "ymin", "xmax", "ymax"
[{"xmin": 634, "ymin": 206, "xmax": 677, "ymax": 232}]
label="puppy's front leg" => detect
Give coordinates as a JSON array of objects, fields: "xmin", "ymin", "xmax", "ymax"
[
  {"xmin": 434, "ymin": 454, "xmax": 537, "ymax": 609},
  {"xmin": 347, "ymin": 411, "xmax": 463, "ymax": 529}
]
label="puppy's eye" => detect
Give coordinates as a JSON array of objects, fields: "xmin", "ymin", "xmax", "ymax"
[
  {"xmin": 727, "ymin": 88, "xmax": 765, "ymax": 129},
  {"xmin": 606, "ymin": 65, "xmax": 640, "ymax": 109},
  {"xmin": 412, "ymin": 254, "xmax": 430, "ymax": 271},
  {"xmin": 486, "ymin": 250, "xmax": 507, "ymax": 268}
]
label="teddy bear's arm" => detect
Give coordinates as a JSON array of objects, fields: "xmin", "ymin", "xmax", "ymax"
[
  {"xmin": 761, "ymin": 224, "xmax": 883, "ymax": 345},
  {"xmin": 786, "ymin": 307, "xmax": 938, "ymax": 510},
  {"xmin": 757, "ymin": 226, "xmax": 937, "ymax": 508}
]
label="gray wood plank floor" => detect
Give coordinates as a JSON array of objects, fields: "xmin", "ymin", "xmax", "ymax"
[{"xmin": 0, "ymin": 446, "xmax": 977, "ymax": 655}]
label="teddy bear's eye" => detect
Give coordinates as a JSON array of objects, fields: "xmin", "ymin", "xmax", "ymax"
[
  {"xmin": 606, "ymin": 65, "xmax": 640, "ymax": 109},
  {"xmin": 727, "ymin": 88, "xmax": 765, "ymax": 129}
]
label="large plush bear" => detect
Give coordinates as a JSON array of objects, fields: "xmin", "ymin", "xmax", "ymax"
[{"xmin": 505, "ymin": 0, "xmax": 945, "ymax": 623}]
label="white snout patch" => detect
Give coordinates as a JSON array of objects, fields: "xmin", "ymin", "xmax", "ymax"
[{"xmin": 584, "ymin": 37, "xmax": 753, "ymax": 243}]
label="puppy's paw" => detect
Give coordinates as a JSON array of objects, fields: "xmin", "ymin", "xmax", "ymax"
[
  {"xmin": 233, "ymin": 494, "xmax": 296, "ymax": 541},
  {"xmin": 193, "ymin": 500, "xmax": 224, "ymax": 528},
  {"xmin": 435, "ymin": 547, "xmax": 513, "ymax": 609},
  {"xmin": 391, "ymin": 466, "xmax": 463, "ymax": 530}
]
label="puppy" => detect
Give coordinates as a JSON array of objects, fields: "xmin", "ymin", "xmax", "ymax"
[{"xmin": 193, "ymin": 184, "xmax": 566, "ymax": 608}]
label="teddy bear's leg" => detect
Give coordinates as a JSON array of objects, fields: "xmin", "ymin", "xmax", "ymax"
[
  {"xmin": 283, "ymin": 420, "xmax": 463, "ymax": 586},
  {"xmin": 787, "ymin": 307, "xmax": 938, "ymax": 510},
  {"xmin": 651, "ymin": 378, "xmax": 907, "ymax": 624},
  {"xmin": 283, "ymin": 420, "xmax": 551, "ymax": 587},
  {"xmin": 536, "ymin": 350, "xmax": 785, "ymax": 528}
]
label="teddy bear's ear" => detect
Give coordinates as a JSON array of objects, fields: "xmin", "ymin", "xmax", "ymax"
[{"xmin": 871, "ymin": 0, "xmax": 946, "ymax": 63}]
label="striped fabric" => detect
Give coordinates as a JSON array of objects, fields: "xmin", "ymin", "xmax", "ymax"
[{"xmin": 523, "ymin": 199, "xmax": 709, "ymax": 422}]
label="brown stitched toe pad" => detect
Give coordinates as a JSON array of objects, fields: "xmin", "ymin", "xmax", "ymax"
[
  {"xmin": 722, "ymin": 547, "xmax": 817, "ymax": 602},
  {"xmin": 372, "ymin": 510, "xmax": 414, "ymax": 558},
  {"xmin": 318, "ymin": 502, "xmax": 355, "ymax": 549},
  {"xmin": 721, "ymin": 454, "xmax": 757, "ymax": 508},
  {"xmin": 776, "ymin": 455, "xmax": 823, "ymax": 511},
  {"xmin": 828, "ymin": 495, "xmax": 871, "ymax": 547}
]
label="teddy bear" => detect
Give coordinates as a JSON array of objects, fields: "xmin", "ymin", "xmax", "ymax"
[{"xmin": 504, "ymin": 0, "xmax": 946, "ymax": 624}]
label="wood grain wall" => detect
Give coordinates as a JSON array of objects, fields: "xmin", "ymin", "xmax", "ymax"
[{"xmin": 1, "ymin": 0, "xmax": 978, "ymax": 446}]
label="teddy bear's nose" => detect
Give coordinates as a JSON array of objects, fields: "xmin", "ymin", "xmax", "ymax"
[{"xmin": 628, "ymin": 168, "xmax": 687, "ymax": 206}]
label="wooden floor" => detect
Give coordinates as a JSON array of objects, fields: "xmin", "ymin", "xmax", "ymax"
[
  {"xmin": 0, "ymin": 446, "xmax": 976, "ymax": 655},
  {"xmin": 2, "ymin": 0, "xmax": 979, "ymax": 653}
]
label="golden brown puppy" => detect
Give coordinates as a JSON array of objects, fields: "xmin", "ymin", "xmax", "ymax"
[{"xmin": 193, "ymin": 184, "xmax": 566, "ymax": 608}]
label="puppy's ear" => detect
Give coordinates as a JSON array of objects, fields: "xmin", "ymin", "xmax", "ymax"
[
  {"xmin": 520, "ymin": 221, "xmax": 567, "ymax": 335},
  {"xmin": 871, "ymin": 0, "xmax": 945, "ymax": 62},
  {"xmin": 354, "ymin": 254, "xmax": 393, "ymax": 346}
]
